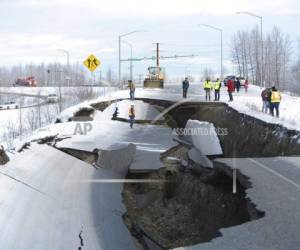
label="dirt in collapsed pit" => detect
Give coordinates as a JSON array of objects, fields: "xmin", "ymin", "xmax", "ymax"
[{"xmin": 122, "ymin": 166, "xmax": 265, "ymax": 249}]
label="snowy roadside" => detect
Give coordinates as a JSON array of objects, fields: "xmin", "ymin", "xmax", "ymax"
[
  {"xmin": 0, "ymin": 86, "xmax": 114, "ymax": 149},
  {"xmin": 228, "ymin": 85, "xmax": 300, "ymax": 131}
]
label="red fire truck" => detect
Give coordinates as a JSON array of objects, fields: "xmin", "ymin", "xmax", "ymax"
[{"xmin": 14, "ymin": 76, "xmax": 37, "ymax": 87}]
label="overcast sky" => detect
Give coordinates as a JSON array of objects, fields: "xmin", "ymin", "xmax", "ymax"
[{"xmin": 1, "ymin": 0, "xmax": 300, "ymax": 78}]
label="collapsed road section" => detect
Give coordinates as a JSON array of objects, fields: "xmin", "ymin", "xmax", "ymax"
[
  {"xmin": 8, "ymin": 97, "xmax": 299, "ymax": 250},
  {"xmin": 122, "ymin": 161, "xmax": 265, "ymax": 249}
]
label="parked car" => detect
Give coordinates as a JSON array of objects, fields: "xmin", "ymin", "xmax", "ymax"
[
  {"xmin": 237, "ymin": 77, "xmax": 246, "ymax": 86},
  {"xmin": 223, "ymin": 75, "xmax": 236, "ymax": 86},
  {"xmin": 0, "ymin": 101, "xmax": 19, "ymax": 110},
  {"xmin": 47, "ymin": 94, "xmax": 58, "ymax": 103}
]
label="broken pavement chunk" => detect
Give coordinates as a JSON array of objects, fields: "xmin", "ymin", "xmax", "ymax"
[
  {"xmin": 183, "ymin": 119, "xmax": 223, "ymax": 156},
  {"xmin": 96, "ymin": 143, "xmax": 136, "ymax": 176}
]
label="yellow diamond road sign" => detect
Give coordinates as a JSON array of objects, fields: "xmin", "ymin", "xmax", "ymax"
[{"xmin": 83, "ymin": 54, "xmax": 101, "ymax": 72}]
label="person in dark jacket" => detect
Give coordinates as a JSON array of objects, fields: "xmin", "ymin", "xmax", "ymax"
[
  {"xmin": 227, "ymin": 79, "xmax": 235, "ymax": 101},
  {"xmin": 182, "ymin": 77, "xmax": 189, "ymax": 98},
  {"xmin": 261, "ymin": 88, "xmax": 271, "ymax": 113},
  {"xmin": 235, "ymin": 78, "xmax": 241, "ymax": 93}
]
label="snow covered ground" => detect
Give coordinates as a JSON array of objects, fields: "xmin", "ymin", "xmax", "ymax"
[
  {"xmin": 0, "ymin": 104, "xmax": 59, "ymax": 148},
  {"xmin": 228, "ymin": 86, "xmax": 300, "ymax": 131},
  {"xmin": 0, "ymin": 86, "xmax": 112, "ymax": 148}
]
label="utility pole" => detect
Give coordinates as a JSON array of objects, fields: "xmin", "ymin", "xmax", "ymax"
[
  {"xmin": 19, "ymin": 96, "xmax": 22, "ymax": 141},
  {"xmin": 156, "ymin": 43, "xmax": 160, "ymax": 67},
  {"xmin": 58, "ymin": 49, "xmax": 70, "ymax": 87},
  {"xmin": 118, "ymin": 35, "xmax": 121, "ymax": 87},
  {"xmin": 37, "ymin": 90, "xmax": 41, "ymax": 128}
]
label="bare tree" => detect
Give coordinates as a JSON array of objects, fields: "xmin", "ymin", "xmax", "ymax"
[{"xmin": 231, "ymin": 26, "xmax": 291, "ymax": 89}]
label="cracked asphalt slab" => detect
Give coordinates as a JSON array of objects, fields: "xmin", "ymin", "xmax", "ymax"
[
  {"xmin": 0, "ymin": 143, "xmax": 136, "ymax": 250},
  {"xmin": 175, "ymin": 157, "xmax": 300, "ymax": 250}
]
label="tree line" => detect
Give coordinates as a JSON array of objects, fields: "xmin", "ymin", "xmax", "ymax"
[
  {"xmin": 231, "ymin": 25, "xmax": 300, "ymax": 93},
  {"xmin": 0, "ymin": 63, "xmax": 120, "ymax": 87}
]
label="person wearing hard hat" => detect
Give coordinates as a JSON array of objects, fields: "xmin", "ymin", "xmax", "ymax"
[
  {"xmin": 128, "ymin": 103, "xmax": 136, "ymax": 128},
  {"xmin": 214, "ymin": 78, "xmax": 222, "ymax": 101},
  {"xmin": 270, "ymin": 86, "xmax": 282, "ymax": 118},
  {"xmin": 203, "ymin": 78, "xmax": 212, "ymax": 101}
]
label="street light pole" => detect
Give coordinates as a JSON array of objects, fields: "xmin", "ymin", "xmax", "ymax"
[
  {"xmin": 199, "ymin": 24, "xmax": 223, "ymax": 80},
  {"xmin": 118, "ymin": 35, "xmax": 121, "ymax": 86},
  {"xmin": 58, "ymin": 49, "xmax": 70, "ymax": 87},
  {"xmin": 118, "ymin": 30, "xmax": 146, "ymax": 88},
  {"xmin": 237, "ymin": 12, "xmax": 264, "ymax": 87},
  {"xmin": 122, "ymin": 41, "xmax": 133, "ymax": 81}
]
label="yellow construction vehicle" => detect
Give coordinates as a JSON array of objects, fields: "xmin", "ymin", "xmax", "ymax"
[
  {"xmin": 144, "ymin": 66, "xmax": 165, "ymax": 88},
  {"xmin": 144, "ymin": 43, "xmax": 165, "ymax": 88}
]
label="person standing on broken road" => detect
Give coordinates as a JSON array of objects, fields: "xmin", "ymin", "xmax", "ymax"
[
  {"xmin": 128, "ymin": 80, "xmax": 136, "ymax": 100},
  {"xmin": 128, "ymin": 104, "xmax": 136, "ymax": 128},
  {"xmin": 214, "ymin": 78, "xmax": 222, "ymax": 101},
  {"xmin": 227, "ymin": 78, "xmax": 235, "ymax": 101},
  {"xmin": 182, "ymin": 77, "xmax": 189, "ymax": 98},
  {"xmin": 203, "ymin": 78, "xmax": 212, "ymax": 101}
]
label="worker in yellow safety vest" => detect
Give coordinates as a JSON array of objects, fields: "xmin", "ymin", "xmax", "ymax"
[
  {"xmin": 214, "ymin": 78, "xmax": 222, "ymax": 101},
  {"xmin": 128, "ymin": 104, "xmax": 136, "ymax": 128},
  {"xmin": 270, "ymin": 86, "xmax": 282, "ymax": 117},
  {"xmin": 203, "ymin": 78, "xmax": 213, "ymax": 101}
]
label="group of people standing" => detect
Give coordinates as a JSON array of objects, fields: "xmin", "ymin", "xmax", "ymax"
[
  {"xmin": 182, "ymin": 77, "xmax": 249, "ymax": 102},
  {"xmin": 261, "ymin": 87, "xmax": 282, "ymax": 117},
  {"xmin": 203, "ymin": 78, "xmax": 222, "ymax": 101},
  {"xmin": 182, "ymin": 77, "xmax": 222, "ymax": 101}
]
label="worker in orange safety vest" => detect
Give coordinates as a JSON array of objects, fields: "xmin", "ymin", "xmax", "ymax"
[{"xmin": 128, "ymin": 104, "xmax": 135, "ymax": 128}]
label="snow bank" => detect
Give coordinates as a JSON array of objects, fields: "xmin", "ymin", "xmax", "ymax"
[
  {"xmin": 56, "ymin": 101, "xmax": 94, "ymax": 122},
  {"xmin": 229, "ymin": 85, "xmax": 300, "ymax": 131}
]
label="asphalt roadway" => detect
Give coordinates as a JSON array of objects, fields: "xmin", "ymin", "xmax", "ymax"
[{"xmin": 177, "ymin": 157, "xmax": 300, "ymax": 250}]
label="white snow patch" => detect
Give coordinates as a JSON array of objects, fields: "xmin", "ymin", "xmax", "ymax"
[
  {"xmin": 56, "ymin": 101, "xmax": 94, "ymax": 122},
  {"xmin": 184, "ymin": 120, "xmax": 223, "ymax": 156}
]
